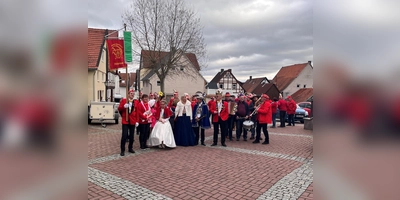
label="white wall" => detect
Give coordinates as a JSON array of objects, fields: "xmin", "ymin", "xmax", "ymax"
[
  {"xmin": 141, "ymin": 56, "xmax": 206, "ymax": 96},
  {"xmin": 283, "ymin": 63, "xmax": 313, "ymax": 98}
]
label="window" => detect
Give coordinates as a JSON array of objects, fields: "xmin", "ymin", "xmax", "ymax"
[
  {"xmin": 232, "ymin": 84, "xmax": 237, "ymax": 90},
  {"xmin": 98, "ymin": 90, "xmax": 103, "ymax": 101},
  {"xmin": 219, "ymin": 84, "xmax": 223, "ymax": 89},
  {"xmin": 297, "ymin": 84, "xmax": 300, "ymax": 88},
  {"xmin": 157, "ymin": 81, "xmax": 160, "ymax": 86},
  {"xmin": 304, "ymin": 84, "xmax": 306, "ymax": 88}
]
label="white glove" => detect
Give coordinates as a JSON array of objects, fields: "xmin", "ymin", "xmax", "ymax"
[
  {"xmin": 135, "ymin": 122, "xmax": 139, "ymax": 127},
  {"xmin": 124, "ymin": 103, "xmax": 129, "ymax": 108}
]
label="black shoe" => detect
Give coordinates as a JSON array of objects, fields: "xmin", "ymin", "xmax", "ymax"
[
  {"xmin": 270, "ymin": 126, "xmax": 276, "ymax": 128},
  {"xmin": 244, "ymin": 139, "xmax": 247, "ymax": 141},
  {"xmin": 287, "ymin": 124, "xmax": 291, "ymax": 126},
  {"xmin": 222, "ymin": 143, "xmax": 227, "ymax": 147},
  {"xmin": 252, "ymin": 140, "xmax": 260, "ymax": 143},
  {"xmin": 250, "ymin": 137, "xmax": 255, "ymax": 140},
  {"xmin": 128, "ymin": 149, "xmax": 135, "ymax": 153},
  {"xmin": 229, "ymin": 139, "xmax": 233, "ymax": 141},
  {"xmin": 201, "ymin": 143, "xmax": 206, "ymax": 146},
  {"xmin": 262, "ymin": 141, "xmax": 269, "ymax": 145},
  {"xmin": 120, "ymin": 152, "xmax": 125, "ymax": 156},
  {"xmin": 211, "ymin": 143, "xmax": 217, "ymax": 146},
  {"xmin": 236, "ymin": 138, "xmax": 240, "ymax": 141}
]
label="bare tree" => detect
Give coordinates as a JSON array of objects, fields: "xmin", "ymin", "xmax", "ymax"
[{"xmin": 122, "ymin": 0, "xmax": 206, "ymax": 93}]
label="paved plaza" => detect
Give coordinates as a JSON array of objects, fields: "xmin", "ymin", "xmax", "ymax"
[{"xmin": 88, "ymin": 121, "xmax": 313, "ymax": 200}]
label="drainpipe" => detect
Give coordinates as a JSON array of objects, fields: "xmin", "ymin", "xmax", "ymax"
[
  {"xmin": 93, "ymin": 71, "xmax": 96, "ymax": 102},
  {"xmin": 149, "ymin": 82, "xmax": 152, "ymax": 95}
]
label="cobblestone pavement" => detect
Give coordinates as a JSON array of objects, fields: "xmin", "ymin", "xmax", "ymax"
[{"xmin": 88, "ymin": 120, "xmax": 313, "ymax": 200}]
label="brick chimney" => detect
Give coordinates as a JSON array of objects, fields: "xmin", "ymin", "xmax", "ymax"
[
  {"xmin": 220, "ymin": 69, "xmax": 224, "ymax": 73},
  {"xmin": 308, "ymin": 61, "xmax": 312, "ymax": 65},
  {"xmin": 249, "ymin": 76, "xmax": 252, "ymax": 80}
]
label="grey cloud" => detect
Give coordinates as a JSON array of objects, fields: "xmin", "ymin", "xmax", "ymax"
[{"xmin": 88, "ymin": 0, "xmax": 313, "ymax": 82}]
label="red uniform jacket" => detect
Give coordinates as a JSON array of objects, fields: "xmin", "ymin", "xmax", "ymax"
[
  {"xmin": 278, "ymin": 99, "xmax": 287, "ymax": 111},
  {"xmin": 271, "ymin": 101, "xmax": 278, "ymax": 114},
  {"xmin": 257, "ymin": 100, "xmax": 272, "ymax": 124},
  {"xmin": 191, "ymin": 100, "xmax": 196, "ymax": 110},
  {"xmin": 207, "ymin": 99, "xmax": 215, "ymax": 108},
  {"xmin": 209, "ymin": 100, "xmax": 229, "ymax": 122},
  {"xmin": 155, "ymin": 106, "xmax": 173, "ymax": 120},
  {"xmin": 118, "ymin": 98, "xmax": 138, "ymax": 125},
  {"xmin": 168, "ymin": 97, "xmax": 177, "ymax": 108},
  {"xmin": 137, "ymin": 101, "xmax": 151, "ymax": 124},
  {"xmin": 287, "ymin": 100, "xmax": 297, "ymax": 115}
]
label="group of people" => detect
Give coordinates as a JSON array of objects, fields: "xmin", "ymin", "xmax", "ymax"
[{"xmin": 117, "ymin": 89, "xmax": 296, "ymax": 156}]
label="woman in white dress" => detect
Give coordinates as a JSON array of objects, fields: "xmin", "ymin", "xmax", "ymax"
[{"xmin": 147, "ymin": 100, "xmax": 176, "ymax": 148}]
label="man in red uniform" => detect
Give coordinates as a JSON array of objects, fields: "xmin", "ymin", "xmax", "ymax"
[
  {"xmin": 168, "ymin": 91, "xmax": 179, "ymax": 108},
  {"xmin": 286, "ymin": 96, "xmax": 297, "ymax": 126},
  {"xmin": 117, "ymin": 89, "xmax": 139, "ymax": 156},
  {"xmin": 270, "ymin": 97, "xmax": 278, "ymax": 128},
  {"xmin": 252, "ymin": 94, "xmax": 272, "ymax": 144},
  {"xmin": 278, "ymin": 94, "xmax": 287, "ymax": 127},
  {"xmin": 137, "ymin": 94, "xmax": 152, "ymax": 149},
  {"xmin": 209, "ymin": 90, "xmax": 229, "ymax": 147}
]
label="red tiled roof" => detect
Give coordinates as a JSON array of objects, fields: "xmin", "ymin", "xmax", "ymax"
[
  {"xmin": 272, "ymin": 63, "xmax": 308, "ymax": 91},
  {"xmin": 290, "ymin": 88, "xmax": 313, "ymax": 103},
  {"xmin": 141, "ymin": 50, "xmax": 200, "ymax": 71},
  {"xmin": 88, "ymin": 28, "xmax": 118, "ymax": 69},
  {"xmin": 119, "ymin": 72, "xmax": 136, "ymax": 87},
  {"xmin": 242, "ymin": 77, "xmax": 269, "ymax": 93}
]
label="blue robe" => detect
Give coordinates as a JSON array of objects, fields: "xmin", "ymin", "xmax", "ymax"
[{"xmin": 192, "ymin": 100, "xmax": 211, "ymax": 129}]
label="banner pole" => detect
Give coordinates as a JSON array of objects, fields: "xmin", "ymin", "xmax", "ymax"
[{"xmin": 124, "ymin": 23, "xmax": 129, "ymax": 122}]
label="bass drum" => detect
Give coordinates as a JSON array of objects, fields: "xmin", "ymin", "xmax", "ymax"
[{"xmin": 243, "ymin": 120, "xmax": 254, "ymax": 131}]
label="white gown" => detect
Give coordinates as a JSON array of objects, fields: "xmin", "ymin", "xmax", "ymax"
[{"xmin": 147, "ymin": 110, "xmax": 176, "ymax": 148}]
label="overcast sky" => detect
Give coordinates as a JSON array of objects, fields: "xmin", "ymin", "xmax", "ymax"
[{"xmin": 88, "ymin": 0, "xmax": 313, "ymax": 82}]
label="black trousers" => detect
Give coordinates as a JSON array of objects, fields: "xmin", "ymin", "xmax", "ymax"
[
  {"xmin": 227, "ymin": 115, "xmax": 235, "ymax": 140},
  {"xmin": 288, "ymin": 114, "xmax": 295, "ymax": 125},
  {"xmin": 193, "ymin": 126, "xmax": 205, "ymax": 145},
  {"xmin": 121, "ymin": 124, "xmax": 135, "ymax": 152},
  {"xmin": 213, "ymin": 117, "xmax": 227, "ymax": 145},
  {"xmin": 256, "ymin": 123, "xmax": 269, "ymax": 143},
  {"xmin": 138, "ymin": 123, "xmax": 150, "ymax": 149},
  {"xmin": 279, "ymin": 111, "xmax": 287, "ymax": 127}
]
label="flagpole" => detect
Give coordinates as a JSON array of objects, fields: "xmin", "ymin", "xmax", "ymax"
[{"xmin": 124, "ymin": 23, "xmax": 129, "ymax": 122}]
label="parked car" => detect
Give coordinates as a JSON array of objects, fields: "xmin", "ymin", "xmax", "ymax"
[
  {"xmin": 276, "ymin": 105, "xmax": 309, "ymax": 123},
  {"xmin": 297, "ymin": 101, "xmax": 312, "ymax": 117}
]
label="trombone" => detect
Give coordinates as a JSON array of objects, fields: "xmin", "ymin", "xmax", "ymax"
[{"xmin": 250, "ymin": 97, "xmax": 262, "ymax": 116}]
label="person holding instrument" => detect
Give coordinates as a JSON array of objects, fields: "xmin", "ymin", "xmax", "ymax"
[
  {"xmin": 251, "ymin": 94, "xmax": 272, "ymax": 144},
  {"xmin": 235, "ymin": 94, "xmax": 250, "ymax": 141}
]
